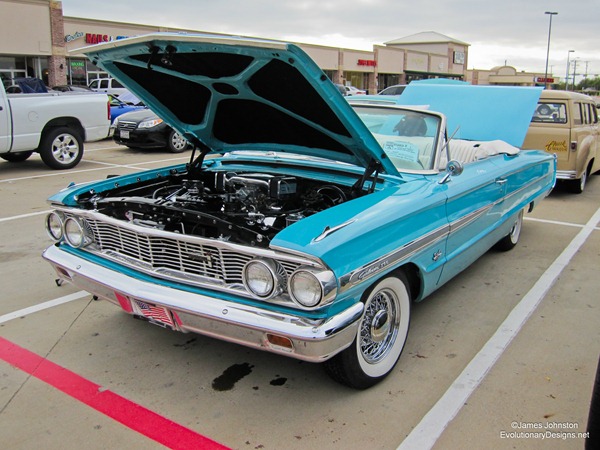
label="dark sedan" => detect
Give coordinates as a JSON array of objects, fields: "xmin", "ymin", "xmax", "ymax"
[{"xmin": 112, "ymin": 109, "xmax": 190, "ymax": 153}]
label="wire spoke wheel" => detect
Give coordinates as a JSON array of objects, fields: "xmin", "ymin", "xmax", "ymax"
[
  {"xmin": 324, "ymin": 273, "xmax": 411, "ymax": 389},
  {"xmin": 359, "ymin": 288, "xmax": 400, "ymax": 364}
]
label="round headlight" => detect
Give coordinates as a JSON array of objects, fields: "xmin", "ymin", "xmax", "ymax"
[
  {"xmin": 45, "ymin": 211, "xmax": 64, "ymax": 241},
  {"xmin": 63, "ymin": 217, "xmax": 86, "ymax": 248},
  {"xmin": 289, "ymin": 270, "xmax": 323, "ymax": 307},
  {"xmin": 243, "ymin": 259, "xmax": 282, "ymax": 299}
]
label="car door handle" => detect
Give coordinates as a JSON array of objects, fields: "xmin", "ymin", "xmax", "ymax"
[{"xmin": 495, "ymin": 178, "xmax": 507, "ymax": 185}]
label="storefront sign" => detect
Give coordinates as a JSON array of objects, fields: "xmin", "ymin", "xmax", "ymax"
[
  {"xmin": 64, "ymin": 32, "xmax": 130, "ymax": 44},
  {"xmin": 65, "ymin": 31, "xmax": 84, "ymax": 43},
  {"xmin": 536, "ymin": 77, "xmax": 555, "ymax": 84},
  {"xmin": 84, "ymin": 34, "xmax": 130, "ymax": 44},
  {"xmin": 70, "ymin": 60, "xmax": 86, "ymax": 77},
  {"xmin": 357, "ymin": 59, "xmax": 376, "ymax": 67}
]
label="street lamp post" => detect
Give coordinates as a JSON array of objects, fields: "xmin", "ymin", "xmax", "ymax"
[
  {"xmin": 544, "ymin": 11, "xmax": 558, "ymax": 89},
  {"xmin": 565, "ymin": 50, "xmax": 574, "ymax": 90}
]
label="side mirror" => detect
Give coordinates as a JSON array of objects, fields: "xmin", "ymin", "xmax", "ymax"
[{"xmin": 439, "ymin": 160, "xmax": 464, "ymax": 184}]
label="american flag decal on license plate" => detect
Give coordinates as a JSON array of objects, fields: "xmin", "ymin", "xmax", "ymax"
[{"xmin": 134, "ymin": 300, "xmax": 174, "ymax": 327}]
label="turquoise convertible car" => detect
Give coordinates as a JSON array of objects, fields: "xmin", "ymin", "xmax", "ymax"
[{"xmin": 43, "ymin": 34, "xmax": 556, "ymax": 389}]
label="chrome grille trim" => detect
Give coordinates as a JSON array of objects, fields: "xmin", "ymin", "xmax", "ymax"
[
  {"xmin": 117, "ymin": 121, "xmax": 137, "ymax": 132},
  {"xmin": 56, "ymin": 208, "xmax": 323, "ymax": 304}
]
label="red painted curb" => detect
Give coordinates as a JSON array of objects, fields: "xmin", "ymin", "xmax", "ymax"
[{"xmin": 0, "ymin": 337, "xmax": 229, "ymax": 450}]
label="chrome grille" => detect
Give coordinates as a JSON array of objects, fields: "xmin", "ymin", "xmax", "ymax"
[
  {"xmin": 117, "ymin": 121, "xmax": 137, "ymax": 132},
  {"xmin": 85, "ymin": 218, "xmax": 302, "ymax": 287}
]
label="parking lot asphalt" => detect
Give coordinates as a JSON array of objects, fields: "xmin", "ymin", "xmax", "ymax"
[{"xmin": 1, "ymin": 140, "xmax": 598, "ymax": 450}]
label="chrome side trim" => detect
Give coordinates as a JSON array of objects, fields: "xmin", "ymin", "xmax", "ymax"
[
  {"xmin": 338, "ymin": 170, "xmax": 554, "ymax": 292},
  {"xmin": 339, "ymin": 223, "xmax": 450, "ymax": 291},
  {"xmin": 448, "ymin": 204, "xmax": 493, "ymax": 233},
  {"xmin": 339, "ymin": 203, "xmax": 492, "ymax": 292}
]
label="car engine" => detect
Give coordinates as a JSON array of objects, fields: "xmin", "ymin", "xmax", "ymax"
[{"xmin": 79, "ymin": 170, "xmax": 355, "ymax": 247}]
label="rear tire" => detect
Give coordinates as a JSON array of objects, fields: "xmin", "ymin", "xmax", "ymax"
[
  {"xmin": 39, "ymin": 127, "xmax": 83, "ymax": 169},
  {"xmin": 0, "ymin": 151, "xmax": 33, "ymax": 162},
  {"xmin": 324, "ymin": 273, "xmax": 411, "ymax": 389},
  {"xmin": 494, "ymin": 209, "xmax": 524, "ymax": 252}
]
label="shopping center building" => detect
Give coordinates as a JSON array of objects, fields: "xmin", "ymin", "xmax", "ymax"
[{"xmin": 1, "ymin": 0, "xmax": 548, "ymax": 92}]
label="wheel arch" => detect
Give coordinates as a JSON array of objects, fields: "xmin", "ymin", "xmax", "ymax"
[
  {"xmin": 40, "ymin": 117, "xmax": 85, "ymax": 145},
  {"xmin": 357, "ymin": 263, "xmax": 421, "ymax": 304},
  {"xmin": 396, "ymin": 263, "xmax": 421, "ymax": 302}
]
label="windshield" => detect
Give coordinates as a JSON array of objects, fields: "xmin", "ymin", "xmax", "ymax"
[{"xmin": 352, "ymin": 106, "xmax": 442, "ymax": 171}]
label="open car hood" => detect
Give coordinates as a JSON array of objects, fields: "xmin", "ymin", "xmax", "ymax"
[{"xmin": 81, "ymin": 33, "xmax": 398, "ymax": 175}]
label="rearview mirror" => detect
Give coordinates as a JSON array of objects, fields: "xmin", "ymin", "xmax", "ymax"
[{"xmin": 439, "ymin": 160, "xmax": 464, "ymax": 184}]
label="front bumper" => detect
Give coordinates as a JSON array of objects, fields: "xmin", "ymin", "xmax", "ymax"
[
  {"xmin": 43, "ymin": 245, "xmax": 363, "ymax": 362},
  {"xmin": 113, "ymin": 126, "xmax": 169, "ymax": 149}
]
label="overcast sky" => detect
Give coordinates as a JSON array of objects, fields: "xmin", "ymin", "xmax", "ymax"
[{"xmin": 62, "ymin": 0, "xmax": 599, "ymax": 80}]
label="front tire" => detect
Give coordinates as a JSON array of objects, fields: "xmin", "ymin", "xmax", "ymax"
[
  {"xmin": 494, "ymin": 209, "xmax": 524, "ymax": 251},
  {"xmin": 167, "ymin": 129, "xmax": 188, "ymax": 153},
  {"xmin": 39, "ymin": 127, "xmax": 83, "ymax": 169},
  {"xmin": 324, "ymin": 273, "xmax": 411, "ymax": 389}
]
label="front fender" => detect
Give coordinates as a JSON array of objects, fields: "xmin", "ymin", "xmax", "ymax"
[{"xmin": 272, "ymin": 178, "xmax": 447, "ymax": 292}]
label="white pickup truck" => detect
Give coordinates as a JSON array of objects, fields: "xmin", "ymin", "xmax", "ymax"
[{"xmin": 0, "ymin": 79, "xmax": 111, "ymax": 169}]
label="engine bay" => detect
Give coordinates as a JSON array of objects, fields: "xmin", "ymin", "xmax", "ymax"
[{"xmin": 79, "ymin": 170, "xmax": 360, "ymax": 247}]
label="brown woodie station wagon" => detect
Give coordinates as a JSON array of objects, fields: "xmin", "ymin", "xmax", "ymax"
[{"xmin": 522, "ymin": 90, "xmax": 600, "ymax": 193}]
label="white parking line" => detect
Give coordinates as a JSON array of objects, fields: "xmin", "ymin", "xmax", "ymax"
[
  {"xmin": 0, "ymin": 291, "xmax": 90, "ymax": 325},
  {"xmin": 0, "ymin": 157, "xmax": 188, "ymax": 184},
  {"xmin": 525, "ymin": 216, "xmax": 584, "ymax": 228},
  {"xmin": 0, "ymin": 210, "xmax": 51, "ymax": 223},
  {"xmin": 398, "ymin": 205, "xmax": 600, "ymax": 450}
]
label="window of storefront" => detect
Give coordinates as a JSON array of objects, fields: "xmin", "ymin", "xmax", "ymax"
[
  {"xmin": 1, "ymin": 55, "xmax": 49, "ymax": 86},
  {"xmin": 0, "ymin": 56, "xmax": 27, "ymax": 86},
  {"xmin": 345, "ymin": 72, "xmax": 369, "ymax": 89},
  {"xmin": 322, "ymin": 69, "xmax": 337, "ymax": 82},
  {"xmin": 405, "ymin": 72, "xmax": 463, "ymax": 83},
  {"xmin": 86, "ymin": 59, "xmax": 109, "ymax": 85},
  {"xmin": 68, "ymin": 59, "xmax": 87, "ymax": 86},
  {"xmin": 378, "ymin": 74, "xmax": 401, "ymax": 91}
]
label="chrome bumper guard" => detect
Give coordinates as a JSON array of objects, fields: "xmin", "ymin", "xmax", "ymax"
[
  {"xmin": 43, "ymin": 245, "xmax": 363, "ymax": 362},
  {"xmin": 556, "ymin": 170, "xmax": 577, "ymax": 180}
]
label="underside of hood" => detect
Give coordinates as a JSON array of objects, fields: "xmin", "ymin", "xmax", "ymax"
[{"xmin": 80, "ymin": 33, "xmax": 398, "ymax": 175}]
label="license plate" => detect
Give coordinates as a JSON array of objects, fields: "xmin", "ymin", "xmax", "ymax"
[
  {"xmin": 132, "ymin": 299, "xmax": 174, "ymax": 328},
  {"xmin": 120, "ymin": 130, "xmax": 130, "ymax": 139}
]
